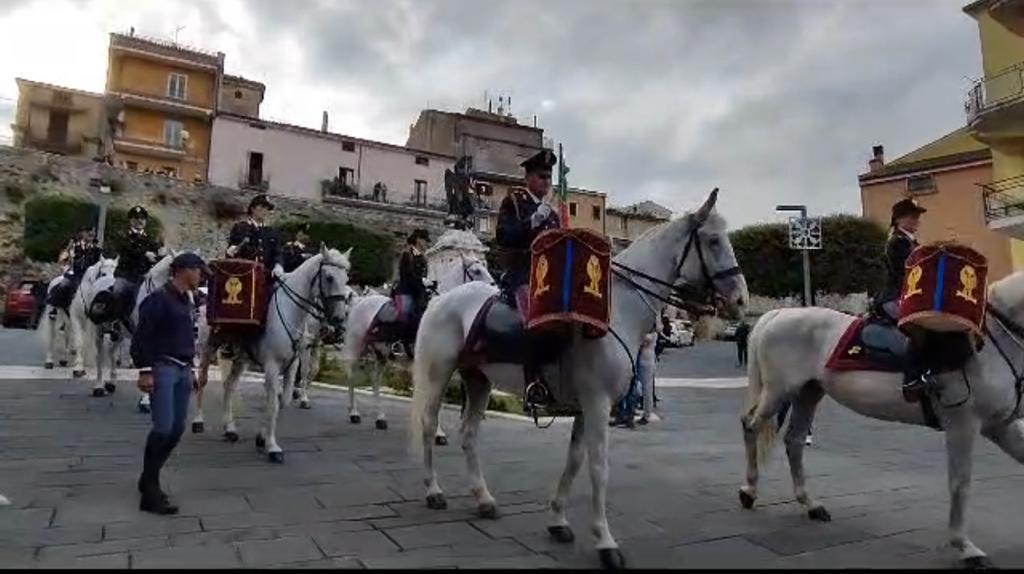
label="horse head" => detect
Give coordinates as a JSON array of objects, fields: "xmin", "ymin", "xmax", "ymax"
[{"xmin": 314, "ymin": 245, "xmax": 355, "ymax": 330}]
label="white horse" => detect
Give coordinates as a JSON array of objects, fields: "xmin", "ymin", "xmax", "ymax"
[
  {"xmin": 192, "ymin": 247, "xmax": 354, "ymax": 462},
  {"xmin": 409, "ymin": 190, "xmax": 747, "ymax": 568},
  {"xmin": 40, "ymin": 275, "xmax": 75, "ymax": 369},
  {"xmin": 739, "ymin": 272, "xmax": 1024, "ymax": 569},
  {"xmin": 340, "ymin": 251, "xmax": 493, "ymax": 433},
  {"xmin": 67, "ymin": 257, "xmax": 119, "ymax": 395}
]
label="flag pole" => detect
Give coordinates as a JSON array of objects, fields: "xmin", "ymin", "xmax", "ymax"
[{"xmin": 558, "ymin": 143, "xmax": 570, "ymax": 228}]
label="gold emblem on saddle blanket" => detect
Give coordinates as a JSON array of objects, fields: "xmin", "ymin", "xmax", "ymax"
[
  {"xmin": 903, "ymin": 265, "xmax": 924, "ymax": 299},
  {"xmin": 847, "ymin": 345, "xmax": 862, "ymax": 356},
  {"xmin": 956, "ymin": 265, "xmax": 978, "ymax": 304},
  {"xmin": 534, "ymin": 255, "xmax": 550, "ymax": 297},
  {"xmin": 584, "ymin": 255, "xmax": 603, "ymax": 299},
  {"xmin": 223, "ymin": 277, "xmax": 244, "ymax": 305}
]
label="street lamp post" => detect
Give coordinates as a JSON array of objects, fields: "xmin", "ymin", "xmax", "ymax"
[{"xmin": 776, "ymin": 204, "xmax": 819, "ymax": 307}]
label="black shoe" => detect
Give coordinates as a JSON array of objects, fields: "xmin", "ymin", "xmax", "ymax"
[{"xmin": 140, "ymin": 490, "xmax": 178, "ymax": 515}]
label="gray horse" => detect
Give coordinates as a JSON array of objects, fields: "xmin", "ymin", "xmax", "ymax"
[
  {"xmin": 739, "ymin": 271, "xmax": 1024, "ymax": 568},
  {"xmin": 409, "ymin": 190, "xmax": 747, "ymax": 568}
]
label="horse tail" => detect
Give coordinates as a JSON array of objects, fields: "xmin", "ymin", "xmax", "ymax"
[{"xmin": 745, "ymin": 310, "xmax": 779, "ymax": 466}]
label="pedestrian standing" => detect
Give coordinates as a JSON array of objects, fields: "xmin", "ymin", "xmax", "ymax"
[
  {"xmin": 131, "ymin": 253, "xmax": 209, "ymax": 515},
  {"xmin": 735, "ymin": 320, "xmax": 751, "ymax": 368}
]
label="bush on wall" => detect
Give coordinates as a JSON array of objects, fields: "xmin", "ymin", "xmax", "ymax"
[
  {"xmin": 23, "ymin": 196, "xmax": 100, "ymax": 262},
  {"xmin": 278, "ymin": 219, "xmax": 396, "ymax": 286}
]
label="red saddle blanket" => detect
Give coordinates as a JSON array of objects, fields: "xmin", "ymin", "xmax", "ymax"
[{"xmin": 825, "ymin": 318, "xmax": 903, "ymax": 373}]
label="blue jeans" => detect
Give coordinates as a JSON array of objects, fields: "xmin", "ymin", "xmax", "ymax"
[{"xmin": 150, "ymin": 360, "xmax": 192, "ymax": 441}]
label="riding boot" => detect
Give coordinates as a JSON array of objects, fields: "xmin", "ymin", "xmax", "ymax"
[
  {"xmin": 139, "ymin": 434, "xmax": 177, "ymax": 514},
  {"xmin": 901, "ymin": 334, "xmax": 934, "ymax": 403}
]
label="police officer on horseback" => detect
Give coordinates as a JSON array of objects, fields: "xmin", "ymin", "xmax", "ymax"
[
  {"xmin": 227, "ymin": 194, "xmax": 280, "ymax": 270},
  {"xmin": 878, "ymin": 198, "xmax": 935, "ymax": 400},
  {"xmin": 393, "ymin": 229, "xmax": 432, "ymax": 356},
  {"xmin": 110, "ymin": 206, "xmax": 163, "ymax": 319},
  {"xmin": 280, "ymin": 223, "xmax": 313, "ymax": 274},
  {"xmin": 495, "ymin": 148, "xmax": 560, "ymax": 413},
  {"xmin": 47, "ymin": 227, "xmax": 102, "ymax": 316}
]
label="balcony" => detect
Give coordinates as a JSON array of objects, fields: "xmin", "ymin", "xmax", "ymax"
[
  {"xmin": 25, "ymin": 136, "xmax": 83, "ymax": 156},
  {"xmin": 965, "ymin": 62, "xmax": 1024, "ymax": 137},
  {"xmin": 113, "ymin": 135, "xmax": 186, "ymax": 160},
  {"xmin": 982, "ymin": 174, "xmax": 1024, "ymax": 237}
]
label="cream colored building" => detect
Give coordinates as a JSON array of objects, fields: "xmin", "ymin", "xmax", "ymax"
[{"xmin": 11, "ymin": 78, "xmax": 106, "ymax": 158}]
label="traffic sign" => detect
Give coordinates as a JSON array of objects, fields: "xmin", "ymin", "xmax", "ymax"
[{"xmin": 788, "ymin": 217, "xmax": 822, "ymax": 250}]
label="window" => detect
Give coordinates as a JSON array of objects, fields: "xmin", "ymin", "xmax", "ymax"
[
  {"xmin": 338, "ymin": 167, "xmax": 355, "ymax": 185},
  {"xmin": 126, "ymin": 161, "xmax": 138, "ymax": 171},
  {"xmin": 414, "ymin": 180, "xmax": 428, "ymax": 207},
  {"xmin": 162, "ymin": 166, "xmax": 178, "ymax": 178},
  {"xmin": 477, "ymin": 217, "xmax": 491, "ymax": 234},
  {"xmin": 592, "ymin": 205, "xmax": 602, "ymax": 221},
  {"xmin": 167, "ymin": 73, "xmax": 188, "ymax": 100},
  {"xmin": 46, "ymin": 110, "xmax": 69, "ymax": 143},
  {"xmin": 907, "ymin": 174, "xmax": 936, "ymax": 195},
  {"xmin": 163, "ymin": 120, "xmax": 184, "ymax": 148},
  {"xmin": 569, "ymin": 202, "xmax": 578, "ymax": 217},
  {"xmin": 415, "ymin": 156, "xmax": 429, "ymax": 166},
  {"xmin": 342, "ymin": 141, "xmax": 356, "ymax": 153},
  {"xmin": 247, "ymin": 152, "xmax": 264, "ymax": 187},
  {"xmin": 234, "ymin": 90, "xmax": 243, "ymax": 99}
]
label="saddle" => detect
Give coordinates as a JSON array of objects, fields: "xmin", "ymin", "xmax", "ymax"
[{"xmin": 826, "ymin": 314, "xmax": 976, "ymax": 375}]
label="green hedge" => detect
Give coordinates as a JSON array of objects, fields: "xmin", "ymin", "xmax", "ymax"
[
  {"xmin": 23, "ymin": 196, "xmax": 100, "ymax": 262},
  {"xmin": 278, "ymin": 220, "xmax": 396, "ymax": 286},
  {"xmin": 730, "ymin": 214, "xmax": 887, "ymax": 298}
]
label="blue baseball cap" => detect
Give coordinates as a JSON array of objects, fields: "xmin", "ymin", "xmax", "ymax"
[{"xmin": 170, "ymin": 253, "xmax": 210, "ymax": 275}]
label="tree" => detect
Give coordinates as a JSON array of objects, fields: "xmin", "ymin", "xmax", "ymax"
[
  {"xmin": 278, "ymin": 220, "xmax": 396, "ymax": 286},
  {"xmin": 729, "ymin": 214, "xmax": 887, "ymax": 297}
]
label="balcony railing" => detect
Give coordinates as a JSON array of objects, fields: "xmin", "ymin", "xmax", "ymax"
[
  {"xmin": 982, "ymin": 174, "xmax": 1024, "ymax": 223},
  {"xmin": 966, "ymin": 61, "xmax": 1024, "ymax": 123}
]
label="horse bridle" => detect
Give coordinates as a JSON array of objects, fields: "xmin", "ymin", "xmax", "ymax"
[
  {"xmin": 274, "ymin": 260, "xmax": 352, "ymax": 351},
  {"xmin": 611, "ymin": 219, "xmax": 742, "ymax": 321},
  {"xmin": 982, "ymin": 304, "xmax": 1024, "ymax": 425}
]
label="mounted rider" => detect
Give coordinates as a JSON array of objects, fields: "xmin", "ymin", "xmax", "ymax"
[
  {"xmin": 392, "ymin": 229, "xmax": 433, "ymax": 355},
  {"xmin": 495, "ymin": 148, "xmax": 561, "ymax": 412},
  {"xmin": 47, "ymin": 226, "xmax": 103, "ymax": 316},
  {"xmin": 109, "ymin": 206, "xmax": 163, "ymax": 321},
  {"xmin": 281, "ymin": 223, "xmax": 313, "ymax": 273},
  {"xmin": 227, "ymin": 194, "xmax": 280, "ymax": 271},
  {"xmin": 877, "ymin": 198, "xmax": 935, "ymax": 400}
]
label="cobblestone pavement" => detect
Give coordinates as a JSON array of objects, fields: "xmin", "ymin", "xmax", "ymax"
[{"xmin": 3, "ymin": 370, "xmax": 1024, "ymax": 569}]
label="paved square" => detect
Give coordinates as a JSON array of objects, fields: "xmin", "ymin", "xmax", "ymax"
[{"xmin": 2, "ymin": 368, "xmax": 1024, "ymax": 568}]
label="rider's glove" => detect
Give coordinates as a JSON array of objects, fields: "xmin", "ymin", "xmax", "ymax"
[
  {"xmin": 226, "ymin": 245, "xmax": 239, "ymax": 257},
  {"xmin": 530, "ymin": 203, "xmax": 553, "ymax": 229},
  {"xmin": 145, "ymin": 251, "xmax": 157, "ymax": 263}
]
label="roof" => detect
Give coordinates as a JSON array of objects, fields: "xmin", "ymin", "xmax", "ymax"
[
  {"xmin": 15, "ymin": 78, "xmax": 104, "ymax": 100},
  {"xmin": 418, "ymin": 108, "xmax": 543, "ymax": 133},
  {"xmin": 223, "ymin": 75, "xmax": 266, "ymax": 91},
  {"xmin": 607, "ymin": 200, "xmax": 673, "ymax": 220},
  {"xmin": 216, "ymin": 112, "xmax": 456, "ymax": 160},
  {"xmin": 963, "ymin": 0, "xmax": 999, "ymax": 15},
  {"xmin": 109, "ymin": 32, "xmax": 223, "ymax": 64},
  {"xmin": 858, "ymin": 127, "xmax": 991, "ymax": 182}
]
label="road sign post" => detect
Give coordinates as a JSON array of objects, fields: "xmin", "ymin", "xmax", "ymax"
[{"xmin": 777, "ymin": 206, "xmax": 821, "ymax": 307}]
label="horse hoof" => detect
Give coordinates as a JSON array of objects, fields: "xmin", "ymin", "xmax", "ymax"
[
  {"xmin": 44, "ymin": 361, "xmax": 54, "ymax": 370},
  {"xmin": 739, "ymin": 489, "xmax": 756, "ymax": 510},
  {"xmin": 350, "ymin": 414, "xmax": 361, "ymax": 424},
  {"xmin": 224, "ymin": 431, "xmax": 239, "ymax": 443},
  {"xmin": 435, "ymin": 436, "xmax": 448, "ymax": 446},
  {"xmin": 91, "ymin": 388, "xmax": 105, "ymax": 397},
  {"xmin": 299, "ymin": 400, "xmax": 311, "ymax": 410},
  {"xmin": 548, "ymin": 525, "xmax": 575, "ymax": 544},
  {"xmin": 192, "ymin": 422, "xmax": 205, "ymax": 434},
  {"xmin": 104, "ymin": 382, "xmax": 116, "ymax": 394},
  {"xmin": 268, "ymin": 451, "xmax": 284, "ymax": 464},
  {"xmin": 58, "ymin": 360, "xmax": 68, "ymax": 367},
  {"xmin": 255, "ymin": 435, "xmax": 266, "ymax": 450},
  {"xmin": 375, "ymin": 419, "xmax": 388, "ymax": 431},
  {"xmin": 425, "ymin": 493, "xmax": 447, "ymax": 510},
  {"xmin": 73, "ymin": 370, "xmax": 86, "ymax": 379},
  {"xmin": 808, "ymin": 506, "xmax": 831, "ymax": 522},
  {"xmin": 477, "ymin": 502, "xmax": 499, "ymax": 519},
  {"xmin": 598, "ymin": 548, "xmax": 626, "ymax": 570},
  {"xmin": 963, "ymin": 556, "xmax": 995, "ymax": 570}
]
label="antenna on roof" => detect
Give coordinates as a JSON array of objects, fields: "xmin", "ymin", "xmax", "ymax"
[{"xmin": 173, "ymin": 25, "xmax": 185, "ymax": 45}]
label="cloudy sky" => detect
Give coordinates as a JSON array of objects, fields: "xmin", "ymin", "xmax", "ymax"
[{"xmin": 0, "ymin": 0, "xmax": 982, "ymax": 227}]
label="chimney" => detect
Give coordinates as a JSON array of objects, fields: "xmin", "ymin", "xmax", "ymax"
[
  {"xmin": 321, "ymin": 111, "xmax": 328, "ymax": 133},
  {"xmin": 868, "ymin": 144, "xmax": 885, "ymax": 172}
]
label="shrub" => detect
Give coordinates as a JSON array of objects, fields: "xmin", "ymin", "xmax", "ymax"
[
  {"xmin": 278, "ymin": 219, "xmax": 396, "ymax": 286},
  {"xmin": 23, "ymin": 196, "xmax": 100, "ymax": 261},
  {"xmin": 206, "ymin": 193, "xmax": 245, "ymax": 221},
  {"xmin": 4, "ymin": 183, "xmax": 30, "ymax": 205}
]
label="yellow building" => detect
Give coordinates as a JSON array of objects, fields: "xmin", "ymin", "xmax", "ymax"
[
  {"xmin": 964, "ymin": 0, "xmax": 1024, "ymax": 267},
  {"xmin": 11, "ymin": 78, "xmax": 105, "ymax": 158},
  {"xmin": 105, "ymin": 32, "xmax": 225, "ymax": 182},
  {"xmin": 606, "ymin": 200, "xmax": 673, "ymax": 251}
]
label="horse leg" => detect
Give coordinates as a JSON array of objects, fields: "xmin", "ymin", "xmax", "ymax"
[
  {"xmin": 374, "ymin": 359, "xmax": 387, "ymax": 430},
  {"xmin": 783, "ymin": 382, "xmax": 828, "ymax": 520},
  {"xmin": 548, "ymin": 416, "xmax": 584, "ymax": 544},
  {"xmin": 222, "ymin": 357, "xmax": 246, "ymax": 442},
  {"xmin": 582, "ymin": 393, "xmax": 623, "ymax": 568},
  {"xmin": 71, "ymin": 317, "xmax": 87, "ymax": 378},
  {"xmin": 434, "ymin": 422, "xmax": 449, "ymax": 446},
  {"xmin": 104, "ymin": 331, "xmax": 117, "ymax": 394},
  {"xmin": 191, "ymin": 344, "xmax": 214, "ymax": 433},
  {"xmin": 418, "ymin": 361, "xmax": 453, "ymax": 511},
  {"xmin": 91, "ymin": 330, "xmax": 106, "ymax": 397},
  {"xmin": 459, "ymin": 369, "xmax": 496, "ymax": 518},
  {"xmin": 262, "ymin": 364, "xmax": 284, "ymax": 463},
  {"xmin": 945, "ymin": 412, "xmax": 988, "ymax": 568},
  {"xmin": 739, "ymin": 378, "xmax": 788, "ymax": 510},
  {"xmin": 43, "ymin": 308, "xmax": 57, "ymax": 369},
  {"xmin": 348, "ymin": 360, "xmax": 362, "ymax": 424}
]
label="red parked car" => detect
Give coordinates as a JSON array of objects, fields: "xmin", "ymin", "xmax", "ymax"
[{"xmin": 3, "ymin": 280, "xmax": 47, "ymax": 329}]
